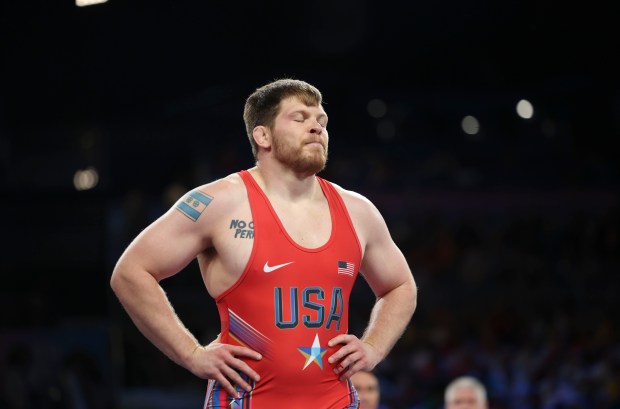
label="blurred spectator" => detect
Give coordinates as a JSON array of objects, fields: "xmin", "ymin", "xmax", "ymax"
[
  {"xmin": 351, "ymin": 370, "xmax": 381, "ymax": 409},
  {"xmin": 444, "ymin": 376, "xmax": 488, "ymax": 409}
]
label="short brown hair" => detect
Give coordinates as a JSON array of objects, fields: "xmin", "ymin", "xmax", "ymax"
[{"xmin": 243, "ymin": 78, "xmax": 323, "ymax": 159}]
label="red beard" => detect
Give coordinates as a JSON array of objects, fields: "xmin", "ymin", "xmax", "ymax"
[{"xmin": 272, "ymin": 136, "xmax": 328, "ymax": 176}]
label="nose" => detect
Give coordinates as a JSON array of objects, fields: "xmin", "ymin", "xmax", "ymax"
[{"xmin": 310, "ymin": 121, "xmax": 324, "ymax": 134}]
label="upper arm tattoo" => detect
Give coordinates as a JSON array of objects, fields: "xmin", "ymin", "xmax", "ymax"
[{"xmin": 176, "ymin": 190, "xmax": 213, "ymax": 222}]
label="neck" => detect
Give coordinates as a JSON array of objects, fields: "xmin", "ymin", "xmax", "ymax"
[{"xmin": 250, "ymin": 161, "xmax": 319, "ymax": 201}]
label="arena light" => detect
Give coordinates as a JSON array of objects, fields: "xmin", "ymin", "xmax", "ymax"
[
  {"xmin": 461, "ymin": 115, "xmax": 480, "ymax": 136},
  {"xmin": 76, "ymin": 0, "xmax": 108, "ymax": 6},
  {"xmin": 73, "ymin": 167, "xmax": 99, "ymax": 191},
  {"xmin": 367, "ymin": 99, "xmax": 387, "ymax": 118},
  {"xmin": 516, "ymin": 99, "xmax": 534, "ymax": 119}
]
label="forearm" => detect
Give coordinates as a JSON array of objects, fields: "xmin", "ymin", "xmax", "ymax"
[
  {"xmin": 110, "ymin": 265, "xmax": 200, "ymax": 370},
  {"xmin": 361, "ymin": 279, "xmax": 417, "ymax": 361}
]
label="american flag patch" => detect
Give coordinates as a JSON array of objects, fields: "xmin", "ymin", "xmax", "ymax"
[{"xmin": 337, "ymin": 261, "xmax": 355, "ymax": 276}]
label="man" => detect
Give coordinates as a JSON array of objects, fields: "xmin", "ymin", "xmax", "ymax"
[
  {"xmin": 350, "ymin": 370, "xmax": 381, "ymax": 409},
  {"xmin": 110, "ymin": 78, "xmax": 417, "ymax": 408},
  {"xmin": 444, "ymin": 376, "xmax": 489, "ymax": 409}
]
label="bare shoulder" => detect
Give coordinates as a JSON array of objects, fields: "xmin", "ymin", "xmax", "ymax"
[
  {"xmin": 198, "ymin": 172, "xmax": 247, "ymax": 202},
  {"xmin": 329, "ymin": 181, "xmax": 380, "ymax": 219},
  {"xmin": 328, "ymin": 181, "xmax": 387, "ymax": 243},
  {"xmin": 172, "ymin": 172, "xmax": 248, "ymax": 224}
]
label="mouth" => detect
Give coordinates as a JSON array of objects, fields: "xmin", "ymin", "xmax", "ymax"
[
  {"xmin": 304, "ymin": 141, "xmax": 325, "ymax": 150},
  {"xmin": 307, "ymin": 144, "xmax": 326, "ymax": 155}
]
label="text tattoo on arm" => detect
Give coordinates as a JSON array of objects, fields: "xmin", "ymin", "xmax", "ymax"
[
  {"xmin": 230, "ymin": 219, "xmax": 254, "ymax": 239},
  {"xmin": 175, "ymin": 190, "xmax": 213, "ymax": 222}
]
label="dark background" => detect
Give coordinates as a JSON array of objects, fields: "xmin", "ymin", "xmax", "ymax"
[{"xmin": 1, "ymin": 1, "xmax": 619, "ymax": 408}]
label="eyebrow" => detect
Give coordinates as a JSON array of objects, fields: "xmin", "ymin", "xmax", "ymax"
[{"xmin": 289, "ymin": 109, "xmax": 328, "ymax": 121}]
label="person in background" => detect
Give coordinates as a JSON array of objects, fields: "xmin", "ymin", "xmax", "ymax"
[
  {"xmin": 351, "ymin": 370, "xmax": 381, "ymax": 409},
  {"xmin": 444, "ymin": 376, "xmax": 488, "ymax": 409}
]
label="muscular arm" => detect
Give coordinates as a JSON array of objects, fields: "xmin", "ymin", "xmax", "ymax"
[
  {"xmin": 328, "ymin": 192, "xmax": 417, "ymax": 377},
  {"xmin": 110, "ymin": 183, "xmax": 261, "ymax": 396},
  {"xmin": 110, "ymin": 201, "xmax": 208, "ymax": 368},
  {"xmin": 358, "ymin": 226, "xmax": 417, "ymax": 361}
]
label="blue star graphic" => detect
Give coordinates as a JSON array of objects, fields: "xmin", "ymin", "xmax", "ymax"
[{"xmin": 297, "ymin": 333, "xmax": 327, "ymax": 370}]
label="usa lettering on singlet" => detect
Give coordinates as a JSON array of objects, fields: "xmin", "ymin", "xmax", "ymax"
[{"xmin": 204, "ymin": 170, "xmax": 362, "ymax": 409}]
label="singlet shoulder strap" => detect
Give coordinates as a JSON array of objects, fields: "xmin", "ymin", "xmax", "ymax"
[
  {"xmin": 237, "ymin": 169, "xmax": 254, "ymax": 187},
  {"xmin": 316, "ymin": 176, "xmax": 363, "ymax": 258}
]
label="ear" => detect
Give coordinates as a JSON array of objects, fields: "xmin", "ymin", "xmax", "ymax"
[{"xmin": 252, "ymin": 126, "xmax": 271, "ymax": 150}]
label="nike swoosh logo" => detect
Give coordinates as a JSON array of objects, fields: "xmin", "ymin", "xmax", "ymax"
[{"xmin": 263, "ymin": 261, "xmax": 294, "ymax": 273}]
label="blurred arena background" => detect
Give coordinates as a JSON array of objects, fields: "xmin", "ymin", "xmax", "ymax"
[{"xmin": 1, "ymin": 1, "xmax": 619, "ymax": 408}]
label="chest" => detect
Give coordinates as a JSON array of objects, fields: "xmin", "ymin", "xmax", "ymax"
[
  {"xmin": 270, "ymin": 198, "xmax": 332, "ymax": 249},
  {"xmin": 202, "ymin": 180, "xmax": 362, "ymax": 298}
]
